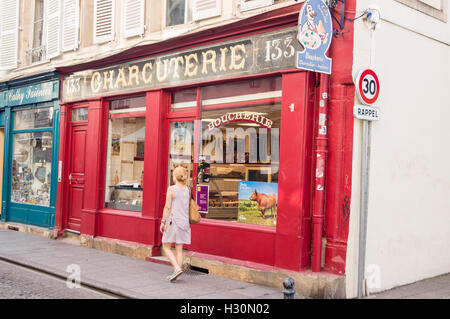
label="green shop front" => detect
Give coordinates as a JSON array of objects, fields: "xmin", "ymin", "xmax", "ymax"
[{"xmin": 0, "ymin": 73, "xmax": 60, "ymax": 229}]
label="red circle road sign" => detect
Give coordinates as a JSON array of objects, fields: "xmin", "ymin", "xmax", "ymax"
[{"xmin": 356, "ymin": 69, "xmax": 380, "ymax": 105}]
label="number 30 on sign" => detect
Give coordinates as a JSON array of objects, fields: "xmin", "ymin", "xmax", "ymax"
[{"xmin": 356, "ymin": 69, "xmax": 380, "ymax": 105}]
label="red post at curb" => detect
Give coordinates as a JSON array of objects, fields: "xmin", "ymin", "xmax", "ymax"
[{"xmin": 312, "ymin": 73, "xmax": 329, "ymax": 272}]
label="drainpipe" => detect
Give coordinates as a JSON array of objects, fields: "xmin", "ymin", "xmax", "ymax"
[{"xmin": 312, "ymin": 73, "xmax": 330, "ymax": 272}]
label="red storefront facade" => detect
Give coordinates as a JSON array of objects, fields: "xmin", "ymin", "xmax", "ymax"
[{"xmin": 54, "ymin": 2, "xmax": 356, "ymax": 275}]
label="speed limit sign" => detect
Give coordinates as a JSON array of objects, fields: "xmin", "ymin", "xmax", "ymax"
[{"xmin": 356, "ymin": 69, "xmax": 380, "ymax": 105}]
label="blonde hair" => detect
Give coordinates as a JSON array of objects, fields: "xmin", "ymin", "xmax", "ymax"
[{"xmin": 173, "ymin": 166, "xmax": 187, "ymax": 184}]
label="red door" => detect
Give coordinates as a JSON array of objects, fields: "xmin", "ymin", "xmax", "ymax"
[{"xmin": 67, "ymin": 124, "xmax": 88, "ymax": 232}]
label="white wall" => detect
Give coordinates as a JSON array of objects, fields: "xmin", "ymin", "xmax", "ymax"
[{"xmin": 346, "ymin": 0, "xmax": 450, "ymax": 298}]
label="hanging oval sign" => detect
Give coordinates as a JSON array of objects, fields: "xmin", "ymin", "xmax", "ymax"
[
  {"xmin": 296, "ymin": 0, "xmax": 333, "ymax": 74},
  {"xmin": 356, "ymin": 68, "xmax": 380, "ymax": 105}
]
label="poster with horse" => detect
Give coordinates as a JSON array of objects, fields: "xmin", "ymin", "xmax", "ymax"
[{"xmin": 238, "ymin": 181, "xmax": 278, "ymax": 227}]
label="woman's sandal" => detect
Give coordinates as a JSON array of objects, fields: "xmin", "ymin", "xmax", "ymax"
[{"xmin": 167, "ymin": 269, "xmax": 183, "ymax": 282}]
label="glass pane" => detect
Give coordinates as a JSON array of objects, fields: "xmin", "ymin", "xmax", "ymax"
[
  {"xmin": 201, "ymin": 78, "xmax": 282, "ymax": 108},
  {"xmin": 198, "ymin": 80, "xmax": 281, "ymax": 227},
  {"xmin": 11, "ymin": 131, "xmax": 53, "ymax": 206},
  {"xmin": 14, "ymin": 107, "xmax": 53, "ymax": 130},
  {"xmin": 166, "ymin": 0, "xmax": 186, "ymax": 26},
  {"xmin": 171, "ymin": 88, "xmax": 197, "ymax": 111},
  {"xmin": 72, "ymin": 108, "xmax": 88, "ymax": 121},
  {"xmin": 168, "ymin": 121, "xmax": 194, "ymax": 188},
  {"xmin": 110, "ymin": 96, "xmax": 146, "ymax": 111},
  {"xmin": 104, "ymin": 117, "xmax": 145, "ymax": 211}
]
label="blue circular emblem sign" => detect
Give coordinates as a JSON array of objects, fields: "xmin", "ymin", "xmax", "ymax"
[{"xmin": 296, "ymin": 0, "xmax": 333, "ymax": 74}]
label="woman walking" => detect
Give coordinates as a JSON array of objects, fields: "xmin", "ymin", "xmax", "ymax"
[{"xmin": 160, "ymin": 166, "xmax": 191, "ymax": 282}]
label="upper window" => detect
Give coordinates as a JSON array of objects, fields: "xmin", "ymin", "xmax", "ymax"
[
  {"xmin": 240, "ymin": 0, "xmax": 274, "ymax": 12},
  {"xmin": 31, "ymin": 0, "xmax": 45, "ymax": 63},
  {"xmin": 166, "ymin": 0, "xmax": 191, "ymax": 26},
  {"xmin": 395, "ymin": 0, "xmax": 448, "ymax": 21}
]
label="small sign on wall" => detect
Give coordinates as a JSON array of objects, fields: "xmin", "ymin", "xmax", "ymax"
[{"xmin": 196, "ymin": 185, "xmax": 209, "ymax": 213}]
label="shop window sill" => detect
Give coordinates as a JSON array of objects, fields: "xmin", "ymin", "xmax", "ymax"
[{"xmin": 195, "ymin": 218, "xmax": 276, "ymax": 234}]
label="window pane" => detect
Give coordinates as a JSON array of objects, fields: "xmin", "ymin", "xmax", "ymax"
[
  {"xmin": 104, "ymin": 117, "xmax": 145, "ymax": 211},
  {"xmin": 171, "ymin": 88, "xmax": 197, "ymax": 111},
  {"xmin": 110, "ymin": 96, "xmax": 146, "ymax": 111},
  {"xmin": 201, "ymin": 78, "xmax": 282, "ymax": 108},
  {"xmin": 11, "ymin": 131, "xmax": 53, "ymax": 206},
  {"xmin": 167, "ymin": 121, "xmax": 194, "ymax": 187},
  {"xmin": 72, "ymin": 108, "xmax": 88, "ymax": 121},
  {"xmin": 14, "ymin": 107, "xmax": 53, "ymax": 130},
  {"xmin": 166, "ymin": 0, "xmax": 186, "ymax": 26}
]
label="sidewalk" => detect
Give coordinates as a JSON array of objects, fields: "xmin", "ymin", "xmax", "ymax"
[
  {"xmin": 0, "ymin": 229, "xmax": 295, "ymax": 299},
  {"xmin": 367, "ymin": 274, "xmax": 450, "ymax": 299}
]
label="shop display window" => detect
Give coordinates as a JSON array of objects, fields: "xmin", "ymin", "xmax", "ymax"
[
  {"xmin": 11, "ymin": 107, "xmax": 54, "ymax": 206},
  {"xmin": 167, "ymin": 77, "xmax": 281, "ymax": 227},
  {"xmin": 199, "ymin": 102, "xmax": 280, "ymax": 227},
  {"xmin": 104, "ymin": 97, "xmax": 146, "ymax": 212}
]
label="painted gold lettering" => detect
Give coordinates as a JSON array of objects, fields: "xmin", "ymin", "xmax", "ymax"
[
  {"xmin": 91, "ymin": 72, "xmax": 102, "ymax": 93},
  {"xmin": 156, "ymin": 59, "xmax": 170, "ymax": 82},
  {"xmin": 202, "ymin": 50, "xmax": 217, "ymax": 74},
  {"xmin": 103, "ymin": 70, "xmax": 115, "ymax": 90},
  {"xmin": 244, "ymin": 112, "xmax": 251, "ymax": 120},
  {"xmin": 115, "ymin": 68, "xmax": 128, "ymax": 88},
  {"xmin": 266, "ymin": 119, "xmax": 273, "ymax": 128},
  {"xmin": 184, "ymin": 54, "xmax": 199, "ymax": 77},
  {"xmin": 219, "ymin": 47, "xmax": 228, "ymax": 72},
  {"xmin": 169, "ymin": 56, "xmax": 184, "ymax": 78},
  {"xmin": 229, "ymin": 44, "xmax": 246, "ymax": 71},
  {"xmin": 128, "ymin": 65, "xmax": 140, "ymax": 86}
]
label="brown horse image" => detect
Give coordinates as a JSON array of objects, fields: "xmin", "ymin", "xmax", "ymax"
[{"xmin": 249, "ymin": 190, "xmax": 277, "ymax": 219}]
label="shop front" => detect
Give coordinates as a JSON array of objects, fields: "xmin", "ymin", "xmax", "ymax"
[
  {"xmin": 55, "ymin": 3, "xmax": 355, "ymax": 272},
  {"xmin": 0, "ymin": 72, "xmax": 61, "ymax": 229}
]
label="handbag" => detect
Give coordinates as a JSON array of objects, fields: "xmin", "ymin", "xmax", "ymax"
[{"xmin": 188, "ymin": 186, "xmax": 201, "ymax": 224}]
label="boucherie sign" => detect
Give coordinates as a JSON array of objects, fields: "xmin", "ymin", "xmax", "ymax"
[
  {"xmin": 62, "ymin": 27, "xmax": 305, "ymax": 102},
  {"xmin": 207, "ymin": 112, "xmax": 274, "ymax": 130}
]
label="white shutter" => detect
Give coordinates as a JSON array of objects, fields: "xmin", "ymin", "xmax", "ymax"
[
  {"xmin": 122, "ymin": 0, "xmax": 145, "ymax": 38},
  {"xmin": 240, "ymin": 0, "xmax": 273, "ymax": 12},
  {"xmin": 193, "ymin": 0, "xmax": 222, "ymax": 21},
  {"xmin": 0, "ymin": 0, "xmax": 19, "ymax": 70},
  {"xmin": 46, "ymin": 0, "xmax": 62, "ymax": 59},
  {"xmin": 94, "ymin": 0, "xmax": 115, "ymax": 44},
  {"xmin": 62, "ymin": 0, "xmax": 80, "ymax": 51}
]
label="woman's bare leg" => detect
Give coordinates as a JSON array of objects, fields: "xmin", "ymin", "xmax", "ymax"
[
  {"xmin": 175, "ymin": 244, "xmax": 184, "ymax": 269},
  {"xmin": 163, "ymin": 243, "xmax": 181, "ymax": 272}
]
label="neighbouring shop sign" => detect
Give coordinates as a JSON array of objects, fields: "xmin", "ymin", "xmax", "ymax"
[
  {"xmin": 296, "ymin": 0, "xmax": 333, "ymax": 74},
  {"xmin": 6, "ymin": 80, "xmax": 60, "ymax": 106},
  {"xmin": 62, "ymin": 27, "xmax": 305, "ymax": 102}
]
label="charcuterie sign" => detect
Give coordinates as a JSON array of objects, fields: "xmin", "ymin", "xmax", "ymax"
[{"xmin": 296, "ymin": 0, "xmax": 333, "ymax": 74}]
